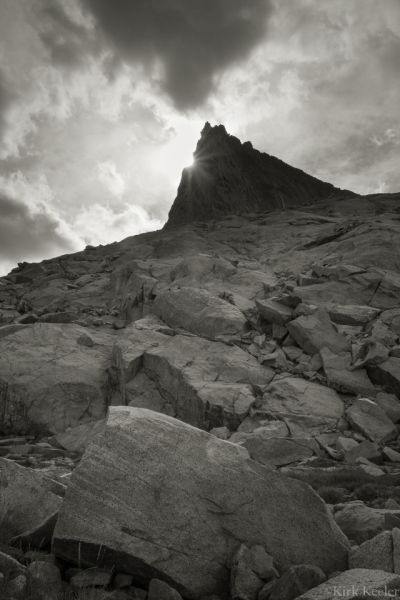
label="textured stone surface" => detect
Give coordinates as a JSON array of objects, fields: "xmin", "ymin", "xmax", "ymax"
[
  {"xmin": 368, "ymin": 358, "xmax": 400, "ymax": 398},
  {"xmin": 51, "ymin": 419, "xmax": 107, "ymax": 454},
  {"xmin": 243, "ymin": 437, "xmax": 314, "ymax": 467},
  {"xmin": 393, "ymin": 528, "xmax": 400, "ymax": 575},
  {"xmin": 52, "ymin": 407, "xmax": 349, "ymax": 599},
  {"xmin": 287, "ymin": 309, "xmax": 350, "ymax": 357},
  {"xmin": 348, "ymin": 531, "xmax": 393, "ymax": 572},
  {"xmin": 0, "ymin": 458, "xmax": 64, "ymax": 538},
  {"xmin": 334, "ymin": 503, "xmax": 400, "ymax": 544},
  {"xmin": 375, "ymin": 392, "xmax": 400, "ymax": 423},
  {"xmin": 321, "ymin": 348, "xmax": 376, "ymax": 398},
  {"xmin": 371, "ymin": 272, "xmax": 400, "ymax": 310},
  {"xmin": 296, "ymin": 569, "xmax": 400, "ymax": 600},
  {"xmin": 269, "ymin": 565, "xmax": 326, "ymax": 600},
  {"xmin": 346, "ymin": 398, "xmax": 398, "ymax": 445},
  {"xmin": 326, "ymin": 304, "xmax": 381, "ymax": 326},
  {"xmin": 344, "ymin": 440, "xmax": 382, "ymax": 465},
  {"xmin": 262, "ymin": 377, "xmax": 344, "ymax": 435},
  {"xmin": 148, "ymin": 579, "xmax": 183, "ymax": 600},
  {"xmin": 25, "ymin": 562, "xmax": 63, "ymax": 600},
  {"xmin": 255, "ymin": 299, "xmax": 294, "ymax": 326},
  {"xmin": 0, "ymin": 550, "xmax": 26, "ymax": 578},
  {"xmin": 153, "ymin": 287, "xmax": 247, "ymax": 340},
  {"xmin": 112, "ymin": 322, "xmax": 273, "ymax": 431},
  {"xmin": 0, "ymin": 323, "xmax": 113, "ymax": 434},
  {"xmin": 230, "ymin": 563, "xmax": 264, "ymax": 600}
]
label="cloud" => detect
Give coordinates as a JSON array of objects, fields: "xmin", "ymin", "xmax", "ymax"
[
  {"xmin": 98, "ymin": 161, "xmax": 126, "ymax": 197},
  {"xmin": 205, "ymin": 0, "xmax": 400, "ymax": 194},
  {"xmin": 0, "ymin": 69, "xmax": 14, "ymax": 139},
  {"xmin": 0, "ymin": 172, "xmax": 81, "ymax": 275},
  {"xmin": 80, "ymin": 0, "xmax": 272, "ymax": 110},
  {"xmin": 71, "ymin": 203, "xmax": 163, "ymax": 246},
  {"xmin": 0, "ymin": 170, "xmax": 164, "ymax": 276}
]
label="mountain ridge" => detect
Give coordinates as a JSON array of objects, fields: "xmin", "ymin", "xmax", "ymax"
[{"xmin": 165, "ymin": 122, "xmax": 356, "ymax": 227}]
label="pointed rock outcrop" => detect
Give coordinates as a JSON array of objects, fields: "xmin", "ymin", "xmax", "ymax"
[{"xmin": 165, "ymin": 123, "xmax": 354, "ymax": 227}]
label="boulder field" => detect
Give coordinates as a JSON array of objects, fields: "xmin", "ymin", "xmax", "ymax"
[{"xmin": 1, "ymin": 123, "xmax": 400, "ymax": 598}]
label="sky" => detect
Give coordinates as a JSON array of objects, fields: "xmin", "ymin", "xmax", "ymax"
[{"xmin": 1, "ymin": 0, "xmax": 400, "ymax": 275}]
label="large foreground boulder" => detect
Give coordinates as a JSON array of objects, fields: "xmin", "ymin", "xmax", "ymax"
[{"xmin": 52, "ymin": 407, "xmax": 350, "ymax": 599}]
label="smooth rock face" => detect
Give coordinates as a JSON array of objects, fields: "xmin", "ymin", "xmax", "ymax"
[
  {"xmin": 262, "ymin": 377, "xmax": 344, "ymax": 435},
  {"xmin": 153, "ymin": 287, "xmax": 247, "ymax": 340},
  {"xmin": 0, "ymin": 323, "xmax": 112, "ymax": 434},
  {"xmin": 0, "ymin": 458, "xmax": 64, "ymax": 537},
  {"xmin": 52, "ymin": 407, "xmax": 349, "ymax": 599},
  {"xmin": 287, "ymin": 309, "xmax": 350, "ymax": 357},
  {"xmin": 296, "ymin": 569, "xmax": 400, "ymax": 600},
  {"xmin": 346, "ymin": 398, "xmax": 398, "ymax": 445}
]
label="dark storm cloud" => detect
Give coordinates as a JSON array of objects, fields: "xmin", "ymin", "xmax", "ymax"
[
  {"xmin": 80, "ymin": 0, "xmax": 272, "ymax": 109},
  {"xmin": 0, "ymin": 193, "xmax": 75, "ymax": 263},
  {"xmin": 0, "ymin": 69, "xmax": 14, "ymax": 138}
]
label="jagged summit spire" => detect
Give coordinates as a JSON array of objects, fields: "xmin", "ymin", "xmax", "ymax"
[{"xmin": 164, "ymin": 123, "xmax": 355, "ymax": 228}]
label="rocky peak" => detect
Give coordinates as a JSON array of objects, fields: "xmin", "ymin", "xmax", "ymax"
[{"xmin": 165, "ymin": 122, "xmax": 356, "ymax": 227}]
